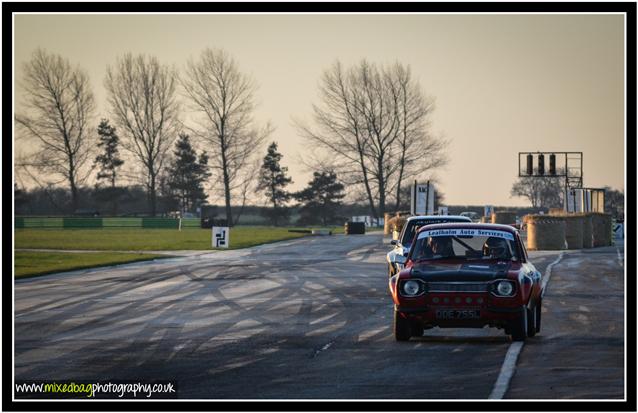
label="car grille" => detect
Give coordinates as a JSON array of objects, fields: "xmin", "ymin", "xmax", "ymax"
[{"xmin": 427, "ymin": 282, "xmax": 489, "ymax": 293}]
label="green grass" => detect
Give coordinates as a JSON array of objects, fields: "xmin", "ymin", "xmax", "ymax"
[
  {"xmin": 14, "ymin": 251, "xmax": 169, "ymax": 278},
  {"xmin": 14, "ymin": 226, "xmax": 322, "ymax": 251}
]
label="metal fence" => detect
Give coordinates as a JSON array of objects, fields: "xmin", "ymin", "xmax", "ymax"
[{"xmin": 14, "ymin": 217, "xmax": 202, "ymax": 229}]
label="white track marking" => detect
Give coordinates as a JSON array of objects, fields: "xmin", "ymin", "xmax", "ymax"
[
  {"xmin": 488, "ymin": 342, "xmax": 524, "ymax": 399},
  {"xmin": 541, "ymin": 252, "xmax": 565, "ymax": 294},
  {"xmin": 489, "ymin": 252, "xmax": 564, "ymax": 399},
  {"xmin": 617, "ymin": 247, "xmax": 623, "ymax": 266}
]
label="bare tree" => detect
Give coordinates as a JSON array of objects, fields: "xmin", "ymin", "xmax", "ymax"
[
  {"xmin": 296, "ymin": 59, "xmax": 448, "ymax": 218},
  {"xmin": 386, "ymin": 63, "xmax": 447, "ymax": 211},
  {"xmin": 510, "ymin": 171, "xmax": 565, "ymax": 208},
  {"xmin": 296, "ymin": 61, "xmax": 378, "ymax": 216},
  {"xmin": 181, "ymin": 48, "xmax": 271, "ymax": 226},
  {"xmin": 105, "ymin": 53, "xmax": 179, "ymax": 216},
  {"xmin": 15, "ymin": 48, "xmax": 95, "ymax": 211}
]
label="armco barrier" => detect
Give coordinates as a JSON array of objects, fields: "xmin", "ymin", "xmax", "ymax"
[
  {"xmin": 15, "ymin": 217, "xmax": 202, "ymax": 229},
  {"xmin": 101, "ymin": 218, "xmax": 143, "ymax": 227},
  {"xmin": 17, "ymin": 217, "xmax": 64, "ymax": 228},
  {"xmin": 63, "ymin": 217, "xmax": 103, "ymax": 228},
  {"xmin": 141, "ymin": 218, "xmax": 178, "ymax": 229}
]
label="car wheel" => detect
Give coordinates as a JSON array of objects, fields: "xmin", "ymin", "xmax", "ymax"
[
  {"xmin": 394, "ymin": 309, "xmax": 411, "ymax": 341},
  {"xmin": 535, "ymin": 299, "xmax": 542, "ymax": 333},
  {"xmin": 510, "ymin": 306, "xmax": 528, "ymax": 342},
  {"xmin": 526, "ymin": 305, "xmax": 537, "ymax": 338},
  {"xmin": 410, "ymin": 321, "xmax": 424, "ymax": 338}
]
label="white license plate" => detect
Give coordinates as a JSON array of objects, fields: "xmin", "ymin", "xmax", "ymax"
[{"xmin": 435, "ymin": 309, "xmax": 480, "ymax": 319}]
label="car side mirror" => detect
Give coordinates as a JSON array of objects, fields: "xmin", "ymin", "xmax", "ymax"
[
  {"xmin": 391, "ymin": 255, "xmax": 407, "ymax": 265},
  {"xmin": 390, "ymin": 240, "xmax": 398, "ymax": 245}
]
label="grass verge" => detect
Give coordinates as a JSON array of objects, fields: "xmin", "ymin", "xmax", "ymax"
[
  {"xmin": 14, "ymin": 226, "xmax": 315, "ymax": 251},
  {"xmin": 14, "ymin": 251, "xmax": 170, "ymax": 278}
]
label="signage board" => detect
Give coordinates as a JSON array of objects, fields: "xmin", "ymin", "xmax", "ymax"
[
  {"xmin": 411, "ymin": 182, "xmax": 435, "ymax": 215},
  {"xmin": 484, "ymin": 205, "xmax": 494, "ymax": 218},
  {"xmin": 212, "ymin": 226, "xmax": 229, "ymax": 248}
]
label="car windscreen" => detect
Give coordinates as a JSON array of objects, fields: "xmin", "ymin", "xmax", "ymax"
[
  {"xmin": 410, "ymin": 228, "xmax": 519, "ymax": 262},
  {"xmin": 401, "ymin": 219, "xmax": 469, "ymax": 246}
]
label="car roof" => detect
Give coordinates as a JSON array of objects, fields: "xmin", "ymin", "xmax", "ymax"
[
  {"xmin": 415, "ymin": 222, "xmax": 519, "ymax": 234},
  {"xmin": 405, "ymin": 215, "xmax": 472, "ymax": 222}
]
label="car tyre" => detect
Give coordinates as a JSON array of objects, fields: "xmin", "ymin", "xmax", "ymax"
[
  {"xmin": 526, "ymin": 305, "xmax": 537, "ymax": 338},
  {"xmin": 510, "ymin": 306, "xmax": 528, "ymax": 342},
  {"xmin": 410, "ymin": 321, "xmax": 424, "ymax": 338},
  {"xmin": 394, "ymin": 309, "xmax": 411, "ymax": 341},
  {"xmin": 535, "ymin": 299, "xmax": 542, "ymax": 333}
]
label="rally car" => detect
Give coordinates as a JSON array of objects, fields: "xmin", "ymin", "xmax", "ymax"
[
  {"xmin": 386, "ymin": 215, "xmax": 472, "ymax": 278},
  {"xmin": 388, "ymin": 223, "xmax": 542, "ymax": 342}
]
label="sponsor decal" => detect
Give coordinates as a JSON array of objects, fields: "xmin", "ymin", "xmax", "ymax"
[{"xmin": 418, "ymin": 228, "xmax": 514, "ymax": 241}]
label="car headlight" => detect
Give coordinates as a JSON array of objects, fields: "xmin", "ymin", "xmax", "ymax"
[
  {"xmin": 402, "ymin": 280, "xmax": 422, "ymax": 296},
  {"xmin": 495, "ymin": 280, "xmax": 515, "ymax": 296}
]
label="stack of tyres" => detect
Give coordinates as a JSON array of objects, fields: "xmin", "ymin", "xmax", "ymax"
[{"xmin": 344, "ymin": 221, "xmax": 366, "ymax": 235}]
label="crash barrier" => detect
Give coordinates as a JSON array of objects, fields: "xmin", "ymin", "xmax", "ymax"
[
  {"xmin": 344, "ymin": 221, "xmax": 366, "ymax": 235},
  {"xmin": 311, "ymin": 229, "xmax": 332, "ymax": 235},
  {"xmin": 590, "ymin": 213, "xmax": 612, "ymax": 247},
  {"xmin": 563, "ymin": 215, "xmax": 584, "ymax": 249},
  {"xmin": 564, "ymin": 215, "xmax": 583, "ymax": 250},
  {"xmin": 525, "ymin": 215, "xmax": 566, "ymax": 251},
  {"xmin": 581, "ymin": 213, "xmax": 594, "ymax": 248},
  {"xmin": 15, "ymin": 217, "xmax": 201, "ymax": 229},
  {"xmin": 491, "ymin": 211, "xmax": 517, "ymax": 225},
  {"xmin": 547, "ymin": 212, "xmax": 584, "ymax": 249}
]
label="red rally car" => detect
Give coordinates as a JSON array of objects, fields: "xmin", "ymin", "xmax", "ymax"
[{"xmin": 388, "ymin": 223, "xmax": 542, "ymax": 342}]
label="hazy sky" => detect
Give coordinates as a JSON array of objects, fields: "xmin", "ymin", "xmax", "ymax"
[{"xmin": 13, "ymin": 13, "xmax": 625, "ymax": 206}]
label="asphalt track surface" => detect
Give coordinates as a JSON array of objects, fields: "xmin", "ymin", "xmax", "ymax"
[{"xmin": 14, "ymin": 233, "xmax": 625, "ymax": 399}]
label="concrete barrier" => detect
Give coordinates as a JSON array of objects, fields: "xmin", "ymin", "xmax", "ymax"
[{"xmin": 591, "ymin": 213, "xmax": 613, "ymax": 247}]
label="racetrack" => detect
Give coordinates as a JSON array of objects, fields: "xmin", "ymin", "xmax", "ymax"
[{"xmin": 14, "ymin": 233, "xmax": 625, "ymax": 399}]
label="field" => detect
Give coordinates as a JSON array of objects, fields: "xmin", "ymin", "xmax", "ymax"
[
  {"xmin": 13, "ymin": 226, "xmax": 364, "ymax": 277},
  {"xmin": 14, "ymin": 251, "xmax": 168, "ymax": 278},
  {"xmin": 14, "ymin": 226, "xmax": 345, "ymax": 251}
]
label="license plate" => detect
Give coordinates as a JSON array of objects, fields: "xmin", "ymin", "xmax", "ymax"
[{"xmin": 436, "ymin": 309, "xmax": 480, "ymax": 319}]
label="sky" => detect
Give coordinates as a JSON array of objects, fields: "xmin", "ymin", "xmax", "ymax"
[{"xmin": 13, "ymin": 13, "xmax": 626, "ymax": 206}]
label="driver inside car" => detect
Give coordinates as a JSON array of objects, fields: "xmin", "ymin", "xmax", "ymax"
[
  {"xmin": 482, "ymin": 237, "xmax": 511, "ymax": 259},
  {"xmin": 428, "ymin": 236, "xmax": 455, "ymax": 258}
]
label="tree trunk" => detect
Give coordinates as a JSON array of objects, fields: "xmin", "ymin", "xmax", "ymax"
[
  {"xmin": 222, "ymin": 165, "xmax": 233, "ymax": 227},
  {"xmin": 68, "ymin": 157, "xmax": 78, "ymax": 212},
  {"xmin": 69, "ymin": 178, "xmax": 78, "ymax": 213},
  {"xmin": 149, "ymin": 170, "xmax": 157, "ymax": 217},
  {"xmin": 377, "ymin": 156, "xmax": 385, "ymax": 218},
  {"xmin": 111, "ymin": 175, "xmax": 118, "ymax": 216},
  {"xmin": 358, "ymin": 151, "xmax": 377, "ymax": 219}
]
